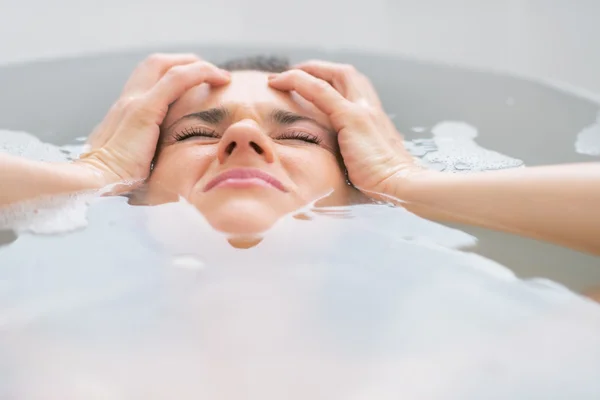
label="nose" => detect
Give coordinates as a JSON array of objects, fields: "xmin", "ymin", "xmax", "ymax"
[{"xmin": 217, "ymin": 120, "xmax": 275, "ymax": 164}]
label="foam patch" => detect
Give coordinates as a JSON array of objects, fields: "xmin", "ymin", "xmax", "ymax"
[
  {"xmin": 0, "ymin": 130, "xmax": 92, "ymax": 234},
  {"xmin": 0, "ymin": 129, "xmax": 85, "ymax": 162},
  {"xmin": 405, "ymin": 121, "xmax": 524, "ymax": 172}
]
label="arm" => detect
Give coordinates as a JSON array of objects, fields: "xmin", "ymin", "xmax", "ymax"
[
  {"xmin": 0, "ymin": 154, "xmax": 103, "ymax": 206},
  {"xmin": 0, "ymin": 54, "xmax": 230, "ymax": 208},
  {"xmin": 268, "ymin": 61, "xmax": 600, "ymax": 255},
  {"xmin": 394, "ymin": 163, "xmax": 600, "ymax": 255}
]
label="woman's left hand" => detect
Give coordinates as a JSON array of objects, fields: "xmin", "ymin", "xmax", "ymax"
[{"xmin": 268, "ymin": 60, "xmax": 421, "ymax": 200}]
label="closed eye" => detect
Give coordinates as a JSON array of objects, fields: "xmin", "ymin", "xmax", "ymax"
[
  {"xmin": 276, "ymin": 131, "xmax": 322, "ymax": 145},
  {"xmin": 173, "ymin": 127, "xmax": 220, "ymax": 142}
]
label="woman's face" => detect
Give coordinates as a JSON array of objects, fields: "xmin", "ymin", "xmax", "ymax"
[{"xmin": 148, "ymin": 70, "xmax": 353, "ymax": 234}]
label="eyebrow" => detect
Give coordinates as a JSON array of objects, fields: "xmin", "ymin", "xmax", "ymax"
[
  {"xmin": 165, "ymin": 106, "xmax": 230, "ymax": 133},
  {"xmin": 165, "ymin": 107, "xmax": 334, "ymax": 137},
  {"xmin": 270, "ymin": 109, "xmax": 323, "ymax": 127}
]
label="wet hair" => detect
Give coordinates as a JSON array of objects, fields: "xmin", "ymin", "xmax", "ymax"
[{"xmin": 218, "ymin": 55, "xmax": 290, "ymax": 73}]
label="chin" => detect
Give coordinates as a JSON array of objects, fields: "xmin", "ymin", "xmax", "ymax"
[
  {"xmin": 200, "ymin": 199, "xmax": 288, "ymax": 235},
  {"xmin": 207, "ymin": 213, "xmax": 279, "ymax": 235}
]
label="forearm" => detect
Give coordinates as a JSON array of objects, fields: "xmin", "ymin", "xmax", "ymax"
[
  {"xmin": 395, "ymin": 163, "xmax": 600, "ymax": 255},
  {"xmin": 0, "ymin": 154, "xmax": 104, "ymax": 206}
]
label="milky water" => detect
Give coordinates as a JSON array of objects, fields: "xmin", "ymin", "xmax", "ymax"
[
  {"xmin": 1, "ymin": 48, "xmax": 600, "ymax": 399},
  {"xmin": 1, "ymin": 129, "xmax": 600, "ymax": 398},
  {"xmin": 2, "ymin": 195, "xmax": 600, "ymax": 399}
]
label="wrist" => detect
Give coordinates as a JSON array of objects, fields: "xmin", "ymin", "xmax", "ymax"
[
  {"xmin": 74, "ymin": 154, "xmax": 148, "ymax": 196},
  {"xmin": 0, "ymin": 154, "xmax": 113, "ymax": 206},
  {"xmin": 76, "ymin": 148, "xmax": 151, "ymax": 185},
  {"xmin": 65, "ymin": 161, "xmax": 112, "ymax": 190},
  {"xmin": 386, "ymin": 167, "xmax": 430, "ymax": 201},
  {"xmin": 387, "ymin": 167, "xmax": 442, "ymax": 203},
  {"xmin": 75, "ymin": 148, "xmax": 133, "ymax": 184}
]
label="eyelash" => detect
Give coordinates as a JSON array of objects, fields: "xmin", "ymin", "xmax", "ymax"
[
  {"xmin": 277, "ymin": 131, "xmax": 322, "ymax": 145},
  {"xmin": 173, "ymin": 127, "xmax": 323, "ymax": 145},
  {"xmin": 173, "ymin": 127, "xmax": 219, "ymax": 141}
]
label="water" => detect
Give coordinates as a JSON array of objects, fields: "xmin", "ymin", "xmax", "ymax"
[
  {"xmin": 1, "ymin": 196, "xmax": 600, "ymax": 399},
  {"xmin": 405, "ymin": 121, "xmax": 524, "ymax": 172},
  {"xmin": 1, "ymin": 47, "xmax": 600, "ymax": 399}
]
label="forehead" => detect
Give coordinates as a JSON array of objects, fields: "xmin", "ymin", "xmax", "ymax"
[{"xmin": 164, "ymin": 71, "xmax": 330, "ymax": 127}]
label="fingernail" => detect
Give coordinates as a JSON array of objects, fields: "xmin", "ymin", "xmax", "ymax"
[
  {"xmin": 221, "ymin": 69, "xmax": 231, "ymax": 76},
  {"xmin": 267, "ymin": 73, "xmax": 277, "ymax": 80}
]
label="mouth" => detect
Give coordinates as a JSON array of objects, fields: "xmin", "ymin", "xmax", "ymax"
[{"xmin": 203, "ymin": 168, "xmax": 287, "ymax": 192}]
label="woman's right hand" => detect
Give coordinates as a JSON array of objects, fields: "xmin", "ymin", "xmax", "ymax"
[{"xmin": 77, "ymin": 53, "xmax": 231, "ymax": 186}]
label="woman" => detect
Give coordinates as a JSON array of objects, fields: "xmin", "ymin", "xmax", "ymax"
[{"xmin": 1, "ymin": 53, "xmax": 599, "ymax": 254}]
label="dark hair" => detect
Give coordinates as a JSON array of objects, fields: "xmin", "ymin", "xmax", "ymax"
[{"xmin": 218, "ymin": 55, "xmax": 290, "ymax": 73}]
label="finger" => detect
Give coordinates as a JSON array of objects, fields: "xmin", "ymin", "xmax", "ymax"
[
  {"xmin": 293, "ymin": 60, "xmax": 354, "ymax": 82},
  {"xmin": 121, "ymin": 53, "xmax": 202, "ymax": 96},
  {"xmin": 146, "ymin": 61, "xmax": 231, "ymax": 107},
  {"xmin": 268, "ymin": 69, "xmax": 351, "ymax": 116},
  {"xmin": 293, "ymin": 60, "xmax": 379, "ymax": 105},
  {"xmin": 295, "ymin": 61, "xmax": 382, "ymax": 107},
  {"xmin": 92, "ymin": 54, "xmax": 204, "ymax": 149},
  {"xmin": 356, "ymin": 74, "xmax": 383, "ymax": 108}
]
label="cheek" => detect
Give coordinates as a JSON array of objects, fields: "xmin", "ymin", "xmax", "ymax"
[
  {"xmin": 282, "ymin": 149, "xmax": 347, "ymax": 192},
  {"xmin": 150, "ymin": 145, "xmax": 217, "ymax": 194}
]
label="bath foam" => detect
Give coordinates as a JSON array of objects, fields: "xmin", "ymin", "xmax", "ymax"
[
  {"xmin": 0, "ymin": 191, "xmax": 96, "ymax": 235},
  {"xmin": 0, "ymin": 129, "xmax": 85, "ymax": 162},
  {"xmin": 575, "ymin": 112, "xmax": 600, "ymax": 156},
  {"xmin": 405, "ymin": 121, "xmax": 524, "ymax": 172},
  {"xmin": 0, "ymin": 129, "xmax": 92, "ymax": 234}
]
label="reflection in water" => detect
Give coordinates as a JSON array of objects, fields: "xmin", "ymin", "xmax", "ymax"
[
  {"xmin": 405, "ymin": 121, "xmax": 524, "ymax": 172},
  {"xmin": 0, "ymin": 197, "xmax": 599, "ymax": 399},
  {"xmin": 575, "ymin": 111, "xmax": 600, "ymax": 156}
]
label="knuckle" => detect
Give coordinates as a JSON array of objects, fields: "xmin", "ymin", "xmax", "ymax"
[
  {"xmin": 164, "ymin": 65, "xmax": 190, "ymax": 82},
  {"xmin": 114, "ymin": 97, "xmax": 135, "ymax": 111},
  {"xmin": 287, "ymin": 69, "xmax": 304, "ymax": 79},
  {"xmin": 313, "ymin": 79, "xmax": 331, "ymax": 93},
  {"xmin": 365, "ymin": 105, "xmax": 379, "ymax": 118},
  {"xmin": 181, "ymin": 52, "xmax": 199, "ymax": 60},
  {"xmin": 124, "ymin": 97, "xmax": 160, "ymax": 123},
  {"xmin": 120, "ymin": 96, "xmax": 146, "ymax": 114},
  {"xmin": 339, "ymin": 64, "xmax": 357, "ymax": 77},
  {"xmin": 196, "ymin": 60, "xmax": 216, "ymax": 72},
  {"xmin": 144, "ymin": 53, "xmax": 168, "ymax": 67},
  {"xmin": 354, "ymin": 106, "xmax": 371, "ymax": 119},
  {"xmin": 350, "ymin": 104, "xmax": 376, "ymax": 121},
  {"xmin": 109, "ymin": 101, "xmax": 124, "ymax": 115}
]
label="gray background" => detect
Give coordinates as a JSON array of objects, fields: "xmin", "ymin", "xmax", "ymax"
[{"xmin": 0, "ymin": 0, "xmax": 599, "ymax": 96}]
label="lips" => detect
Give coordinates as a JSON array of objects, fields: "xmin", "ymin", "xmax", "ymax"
[{"xmin": 203, "ymin": 168, "xmax": 287, "ymax": 192}]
